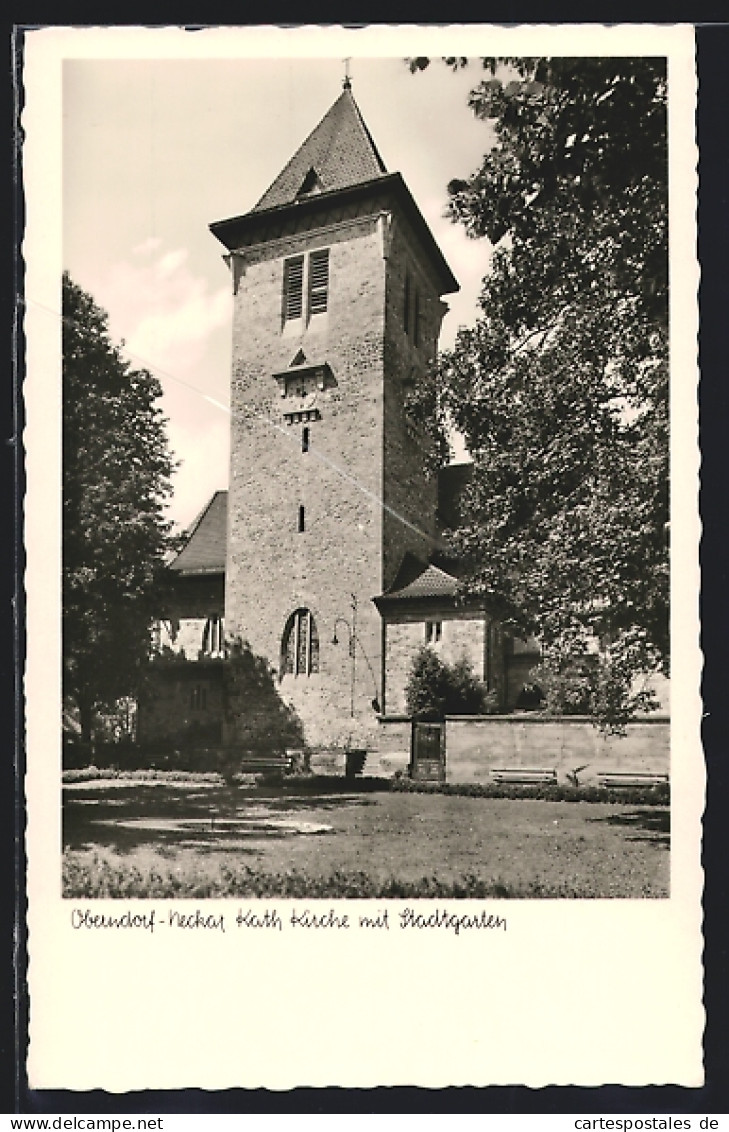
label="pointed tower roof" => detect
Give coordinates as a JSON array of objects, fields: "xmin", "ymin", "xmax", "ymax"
[
  {"xmin": 210, "ymin": 84, "xmax": 459, "ymax": 296},
  {"xmin": 253, "ymin": 86, "xmax": 388, "ymax": 213}
]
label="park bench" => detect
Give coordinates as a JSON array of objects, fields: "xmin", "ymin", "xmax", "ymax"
[
  {"xmin": 490, "ymin": 767, "xmax": 558, "ymax": 786},
  {"xmin": 596, "ymin": 771, "xmax": 668, "ymax": 789},
  {"xmin": 234, "ymin": 752, "xmax": 296, "ymax": 776}
]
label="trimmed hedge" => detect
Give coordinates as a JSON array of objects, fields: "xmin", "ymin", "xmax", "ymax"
[
  {"xmin": 390, "ymin": 777, "xmax": 670, "ymax": 807},
  {"xmin": 62, "ymin": 766, "xmax": 221, "ymax": 785}
]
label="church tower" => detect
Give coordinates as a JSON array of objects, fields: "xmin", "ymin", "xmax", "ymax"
[{"xmin": 210, "ymin": 80, "xmax": 458, "ymax": 747}]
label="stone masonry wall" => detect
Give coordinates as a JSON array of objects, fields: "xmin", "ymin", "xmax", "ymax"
[
  {"xmin": 225, "ymin": 207, "xmax": 389, "ymax": 747},
  {"xmin": 383, "ymin": 621, "xmax": 424, "ymax": 716},
  {"xmin": 440, "ymin": 618, "xmax": 486, "ymax": 672},
  {"xmin": 382, "ymin": 216, "xmax": 446, "ymax": 589},
  {"xmin": 445, "ymin": 716, "xmax": 670, "ymax": 784},
  {"xmin": 370, "ymin": 716, "xmax": 411, "ymax": 777},
  {"xmin": 371, "ymin": 715, "xmax": 669, "ymax": 783},
  {"xmin": 383, "ymin": 611, "xmax": 487, "ymax": 716}
]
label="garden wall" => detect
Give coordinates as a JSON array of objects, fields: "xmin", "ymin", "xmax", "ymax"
[
  {"xmin": 372, "ymin": 714, "xmax": 670, "ymax": 783},
  {"xmin": 368, "ymin": 717, "xmax": 411, "ymax": 777},
  {"xmin": 444, "ymin": 715, "xmax": 669, "ymax": 784},
  {"xmin": 308, "ymin": 747, "xmax": 347, "ymax": 775}
]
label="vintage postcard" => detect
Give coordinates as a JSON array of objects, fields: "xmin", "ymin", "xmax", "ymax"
[{"xmin": 22, "ymin": 24, "xmax": 702, "ymax": 1091}]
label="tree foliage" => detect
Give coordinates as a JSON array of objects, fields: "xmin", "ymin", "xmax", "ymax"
[
  {"xmin": 63, "ymin": 273, "xmax": 177, "ymax": 742},
  {"xmin": 409, "ymin": 58, "xmax": 669, "ymax": 729}
]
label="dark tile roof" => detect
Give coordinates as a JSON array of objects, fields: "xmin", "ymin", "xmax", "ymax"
[
  {"xmin": 169, "ymin": 490, "xmax": 227, "ymax": 575},
  {"xmin": 376, "ymin": 552, "xmax": 459, "ymax": 603},
  {"xmin": 253, "ymin": 87, "xmax": 388, "ymax": 213},
  {"xmin": 209, "ymin": 88, "xmax": 459, "ymax": 297}
]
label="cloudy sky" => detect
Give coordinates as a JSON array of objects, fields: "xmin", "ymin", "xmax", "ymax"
[{"xmin": 62, "ymin": 50, "xmax": 496, "ymax": 529}]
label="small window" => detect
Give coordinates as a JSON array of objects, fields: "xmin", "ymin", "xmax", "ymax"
[
  {"xmin": 298, "ymin": 505, "xmax": 305, "ymax": 532},
  {"xmin": 283, "ymin": 256, "xmax": 304, "ymax": 321},
  {"xmin": 302, "ymin": 426, "xmax": 310, "ymax": 453},
  {"xmin": 308, "ymin": 249, "xmax": 329, "ymax": 316},
  {"xmin": 281, "ymin": 608, "xmax": 320, "ymax": 677},
  {"xmin": 297, "ymin": 167, "xmax": 322, "ymax": 197},
  {"xmin": 425, "ymin": 621, "xmax": 442, "ymax": 644}
]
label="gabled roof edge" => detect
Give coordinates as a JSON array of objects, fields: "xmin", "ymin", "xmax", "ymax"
[
  {"xmin": 252, "ymin": 87, "xmax": 388, "ymax": 213},
  {"xmin": 168, "ymin": 489, "xmax": 228, "ymax": 575},
  {"xmin": 210, "ymin": 173, "xmax": 459, "ymax": 296}
]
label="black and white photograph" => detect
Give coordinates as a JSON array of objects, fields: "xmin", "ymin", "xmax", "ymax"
[{"xmin": 23, "ymin": 24, "xmax": 702, "ymax": 1091}]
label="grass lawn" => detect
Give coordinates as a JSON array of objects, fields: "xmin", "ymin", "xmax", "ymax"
[{"xmin": 63, "ymin": 773, "xmax": 669, "ymax": 899}]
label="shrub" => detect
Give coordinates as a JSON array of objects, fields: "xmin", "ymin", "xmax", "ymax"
[
  {"xmin": 62, "ymin": 852, "xmax": 610, "ymax": 900},
  {"xmin": 405, "ymin": 647, "xmax": 490, "ymax": 720},
  {"xmin": 446, "ymin": 656, "xmax": 492, "ymax": 714},
  {"xmin": 62, "ymin": 767, "xmax": 222, "ymax": 785},
  {"xmin": 405, "ymin": 648, "xmax": 451, "ymax": 719},
  {"xmin": 389, "ymin": 777, "xmax": 670, "ymax": 806}
]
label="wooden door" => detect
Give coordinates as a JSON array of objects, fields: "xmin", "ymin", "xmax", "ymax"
[{"xmin": 410, "ymin": 722, "xmax": 445, "ymax": 782}]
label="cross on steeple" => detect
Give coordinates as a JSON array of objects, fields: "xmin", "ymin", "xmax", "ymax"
[{"xmin": 343, "ymin": 58, "xmax": 351, "ymax": 89}]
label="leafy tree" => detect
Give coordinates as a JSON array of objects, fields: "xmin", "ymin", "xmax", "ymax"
[
  {"xmin": 63, "ymin": 273, "xmax": 177, "ymax": 744},
  {"xmin": 405, "ymin": 648, "xmax": 452, "ymax": 720},
  {"xmin": 409, "ymin": 57, "xmax": 668, "ymax": 729}
]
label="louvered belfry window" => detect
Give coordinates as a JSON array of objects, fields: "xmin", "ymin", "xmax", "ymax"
[
  {"xmin": 283, "ymin": 250, "xmax": 329, "ymax": 322},
  {"xmin": 308, "ymin": 249, "xmax": 329, "ymax": 315},
  {"xmin": 283, "ymin": 255, "xmax": 304, "ymax": 320}
]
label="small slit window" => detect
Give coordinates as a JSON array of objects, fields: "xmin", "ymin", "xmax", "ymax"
[
  {"xmin": 281, "ymin": 608, "xmax": 320, "ymax": 677},
  {"xmin": 308, "ymin": 249, "xmax": 329, "ymax": 316},
  {"xmin": 302, "ymin": 426, "xmax": 310, "ymax": 453},
  {"xmin": 298, "ymin": 505, "xmax": 305, "ymax": 532}
]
